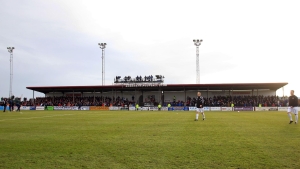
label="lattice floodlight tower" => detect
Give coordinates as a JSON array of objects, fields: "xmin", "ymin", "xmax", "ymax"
[
  {"xmin": 7, "ymin": 47, "xmax": 15, "ymax": 98},
  {"xmin": 193, "ymin": 39, "xmax": 203, "ymax": 84},
  {"xmin": 98, "ymin": 43, "xmax": 107, "ymax": 86}
]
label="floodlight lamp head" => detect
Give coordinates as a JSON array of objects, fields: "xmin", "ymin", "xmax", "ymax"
[
  {"xmin": 193, "ymin": 39, "xmax": 196, "ymax": 42},
  {"xmin": 7, "ymin": 47, "xmax": 10, "ymax": 49},
  {"xmin": 12, "ymin": 47, "xmax": 15, "ymax": 49},
  {"xmin": 98, "ymin": 43, "xmax": 100, "ymax": 45}
]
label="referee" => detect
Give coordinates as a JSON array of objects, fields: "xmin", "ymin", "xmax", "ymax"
[{"xmin": 288, "ymin": 90, "xmax": 298, "ymax": 124}]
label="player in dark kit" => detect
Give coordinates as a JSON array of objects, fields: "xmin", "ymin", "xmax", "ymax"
[
  {"xmin": 3, "ymin": 99, "xmax": 7, "ymax": 112},
  {"xmin": 287, "ymin": 90, "xmax": 298, "ymax": 124},
  {"xmin": 195, "ymin": 92, "xmax": 205, "ymax": 121},
  {"xmin": 9, "ymin": 99, "xmax": 13, "ymax": 112},
  {"xmin": 16, "ymin": 100, "xmax": 21, "ymax": 112}
]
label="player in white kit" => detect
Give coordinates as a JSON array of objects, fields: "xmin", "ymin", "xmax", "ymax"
[
  {"xmin": 287, "ymin": 90, "xmax": 298, "ymax": 124},
  {"xmin": 195, "ymin": 92, "xmax": 205, "ymax": 121}
]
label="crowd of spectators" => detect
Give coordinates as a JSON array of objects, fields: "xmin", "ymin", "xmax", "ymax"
[
  {"xmin": 185, "ymin": 95, "xmax": 289, "ymax": 107},
  {"xmin": 21, "ymin": 96, "xmax": 135, "ymax": 107},
  {"xmin": 17, "ymin": 95, "xmax": 290, "ymax": 107}
]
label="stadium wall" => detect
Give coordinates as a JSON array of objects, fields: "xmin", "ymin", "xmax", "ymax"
[{"xmin": 5, "ymin": 106, "xmax": 298, "ymax": 112}]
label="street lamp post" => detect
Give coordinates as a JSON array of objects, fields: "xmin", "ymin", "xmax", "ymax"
[
  {"xmin": 193, "ymin": 39, "xmax": 203, "ymax": 84},
  {"xmin": 7, "ymin": 47, "xmax": 15, "ymax": 98},
  {"xmin": 98, "ymin": 43, "xmax": 107, "ymax": 86}
]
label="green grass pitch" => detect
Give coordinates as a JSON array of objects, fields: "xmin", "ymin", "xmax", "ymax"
[{"xmin": 0, "ymin": 110, "xmax": 299, "ymax": 169}]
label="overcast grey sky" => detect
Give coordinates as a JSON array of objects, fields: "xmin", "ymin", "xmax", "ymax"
[{"xmin": 0, "ymin": 0, "xmax": 299, "ymax": 98}]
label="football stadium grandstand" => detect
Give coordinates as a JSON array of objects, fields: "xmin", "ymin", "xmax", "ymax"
[
  {"xmin": 0, "ymin": 73, "xmax": 290, "ymax": 110},
  {"xmin": 22, "ymin": 79, "xmax": 288, "ymax": 108}
]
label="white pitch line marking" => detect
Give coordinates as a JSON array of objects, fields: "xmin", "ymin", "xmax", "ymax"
[{"xmin": 0, "ymin": 114, "xmax": 74, "ymax": 122}]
